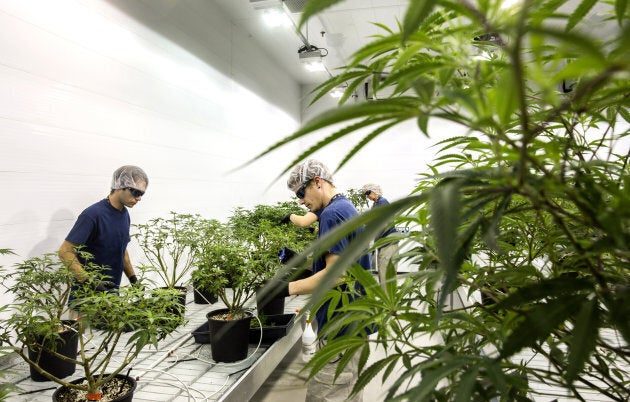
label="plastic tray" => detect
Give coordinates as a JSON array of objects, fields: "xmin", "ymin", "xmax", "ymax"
[{"xmin": 249, "ymin": 313, "xmax": 296, "ymax": 344}]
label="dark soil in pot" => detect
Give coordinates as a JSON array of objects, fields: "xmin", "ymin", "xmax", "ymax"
[
  {"xmin": 207, "ymin": 308, "xmax": 252, "ymax": 363},
  {"xmin": 28, "ymin": 320, "xmax": 79, "ymax": 382},
  {"xmin": 52, "ymin": 374, "xmax": 137, "ymax": 402}
]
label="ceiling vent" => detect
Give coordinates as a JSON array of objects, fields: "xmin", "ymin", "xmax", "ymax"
[
  {"xmin": 249, "ymin": 0, "xmax": 281, "ymax": 10},
  {"xmin": 282, "ymin": 0, "xmax": 307, "ymax": 13},
  {"xmin": 249, "ymin": 0, "xmax": 307, "ymax": 13}
]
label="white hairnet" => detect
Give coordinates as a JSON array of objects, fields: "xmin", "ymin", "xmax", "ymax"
[
  {"xmin": 361, "ymin": 183, "xmax": 382, "ymax": 196},
  {"xmin": 111, "ymin": 165, "xmax": 149, "ymax": 190},
  {"xmin": 287, "ymin": 159, "xmax": 333, "ymax": 192}
]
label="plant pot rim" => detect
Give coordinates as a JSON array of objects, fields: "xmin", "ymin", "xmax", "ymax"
[
  {"xmin": 51, "ymin": 373, "xmax": 137, "ymax": 402},
  {"xmin": 207, "ymin": 308, "xmax": 252, "ymax": 321}
]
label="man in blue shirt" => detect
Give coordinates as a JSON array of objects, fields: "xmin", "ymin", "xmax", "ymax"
[
  {"xmin": 58, "ymin": 166, "xmax": 147, "ymax": 299},
  {"xmin": 361, "ymin": 183, "xmax": 399, "ymax": 289},
  {"xmin": 279, "ymin": 159, "xmax": 371, "ymax": 402}
]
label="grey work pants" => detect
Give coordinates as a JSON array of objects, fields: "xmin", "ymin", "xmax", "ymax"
[
  {"xmin": 376, "ymin": 241, "xmax": 399, "ymax": 290},
  {"xmin": 306, "ymin": 350, "xmax": 363, "ymax": 402}
]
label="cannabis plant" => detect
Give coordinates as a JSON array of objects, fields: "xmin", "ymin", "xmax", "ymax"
[
  {"xmin": 193, "ymin": 221, "xmax": 259, "ymax": 316},
  {"xmin": 194, "ymin": 202, "xmax": 316, "ymax": 316},
  {"xmin": 252, "ymin": 0, "xmax": 630, "ymax": 400},
  {"xmin": 132, "ymin": 211, "xmax": 206, "ymax": 289},
  {"xmin": 0, "ymin": 249, "xmax": 18, "ymax": 401},
  {"xmin": 228, "ymin": 201, "xmax": 316, "ymax": 284},
  {"xmin": 1, "ymin": 251, "xmax": 184, "ymax": 399}
]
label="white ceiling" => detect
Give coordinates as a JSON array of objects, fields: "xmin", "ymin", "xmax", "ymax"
[
  {"xmin": 212, "ymin": 0, "xmax": 410, "ymax": 86},
  {"xmin": 211, "ymin": 0, "xmax": 620, "ymax": 89}
]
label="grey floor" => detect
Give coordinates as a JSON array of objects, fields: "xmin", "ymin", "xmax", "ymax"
[
  {"xmin": 250, "ymin": 341, "xmax": 307, "ymax": 401},
  {"xmin": 250, "ymin": 334, "xmax": 397, "ymax": 402}
]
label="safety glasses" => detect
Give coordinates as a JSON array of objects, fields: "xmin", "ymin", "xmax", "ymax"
[
  {"xmin": 125, "ymin": 187, "xmax": 145, "ymax": 197},
  {"xmin": 296, "ymin": 180, "xmax": 311, "ymax": 199}
]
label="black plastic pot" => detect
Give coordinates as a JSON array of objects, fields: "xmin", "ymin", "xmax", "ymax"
[
  {"xmin": 207, "ymin": 308, "xmax": 252, "ymax": 363},
  {"xmin": 27, "ymin": 320, "xmax": 79, "ymax": 382},
  {"xmin": 52, "ymin": 373, "xmax": 137, "ymax": 402},
  {"xmin": 249, "ymin": 313, "xmax": 296, "ymax": 344},
  {"xmin": 256, "ymin": 288, "xmax": 285, "ymax": 316}
]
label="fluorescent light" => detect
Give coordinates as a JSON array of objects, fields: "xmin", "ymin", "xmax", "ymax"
[
  {"xmin": 261, "ymin": 8, "xmax": 292, "ymax": 28},
  {"xmin": 298, "ymin": 48, "xmax": 326, "ymax": 72},
  {"xmin": 330, "ymin": 86, "xmax": 346, "ymax": 98},
  {"xmin": 302, "ymin": 60, "xmax": 326, "ymax": 72}
]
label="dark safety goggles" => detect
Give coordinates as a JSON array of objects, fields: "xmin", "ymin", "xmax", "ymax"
[
  {"xmin": 296, "ymin": 180, "xmax": 311, "ymax": 199},
  {"xmin": 125, "ymin": 187, "xmax": 145, "ymax": 197}
]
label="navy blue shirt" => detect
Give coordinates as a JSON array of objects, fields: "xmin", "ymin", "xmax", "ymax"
[
  {"xmin": 373, "ymin": 196, "xmax": 397, "ymax": 239},
  {"xmin": 66, "ymin": 198, "xmax": 130, "ymax": 287},
  {"xmin": 313, "ymin": 194, "xmax": 372, "ymax": 335}
]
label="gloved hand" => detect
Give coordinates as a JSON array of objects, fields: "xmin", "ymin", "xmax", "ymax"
[
  {"xmin": 278, "ymin": 247, "xmax": 297, "ymax": 264},
  {"xmin": 128, "ymin": 274, "xmax": 146, "ymax": 290},
  {"xmin": 93, "ymin": 280, "xmax": 114, "ymax": 292},
  {"xmin": 280, "ymin": 214, "xmax": 292, "ymax": 224}
]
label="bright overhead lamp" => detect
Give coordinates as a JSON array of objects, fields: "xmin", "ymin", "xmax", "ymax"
[
  {"xmin": 298, "ymin": 45, "xmax": 327, "ymax": 72},
  {"xmin": 330, "ymin": 84, "xmax": 348, "ymax": 98},
  {"xmin": 261, "ymin": 8, "xmax": 292, "ymax": 27}
]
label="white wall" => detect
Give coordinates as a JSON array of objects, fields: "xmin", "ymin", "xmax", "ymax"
[
  {"xmin": 299, "ymin": 85, "xmax": 466, "ymax": 202},
  {"xmin": 0, "ymin": 0, "xmax": 307, "ymax": 306},
  {"xmin": 0, "ymin": 0, "xmax": 462, "ymax": 310}
]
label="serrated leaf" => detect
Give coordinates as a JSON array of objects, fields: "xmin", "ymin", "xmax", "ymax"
[
  {"xmin": 615, "ymin": 0, "xmax": 628, "ymax": 26},
  {"xmin": 496, "ymin": 69, "xmax": 518, "ymax": 126},
  {"xmin": 501, "ymin": 295, "xmax": 585, "ymax": 358},
  {"xmin": 566, "ymin": 298, "xmax": 600, "ymax": 383},
  {"xmin": 454, "ymin": 365, "xmax": 479, "ymax": 402},
  {"xmin": 401, "ymin": 0, "xmax": 437, "ymax": 42},
  {"xmin": 498, "ymin": 277, "xmax": 594, "ymax": 309},
  {"xmin": 566, "ymin": 0, "xmax": 598, "ymax": 32}
]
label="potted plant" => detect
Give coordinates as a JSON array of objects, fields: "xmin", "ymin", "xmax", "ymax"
[
  {"xmin": 1, "ymin": 252, "xmax": 79, "ymax": 382},
  {"xmin": 189, "ymin": 218, "xmax": 224, "ymax": 305},
  {"xmin": 192, "ymin": 221, "xmax": 259, "ymax": 362},
  {"xmin": 0, "ymin": 249, "xmax": 19, "ymax": 401},
  {"xmin": 132, "ymin": 212, "xmax": 206, "ymax": 314},
  {"xmin": 1, "ymin": 252, "xmax": 185, "ymax": 401},
  {"xmin": 228, "ymin": 202, "xmax": 315, "ymax": 315},
  {"xmin": 249, "ymin": 0, "xmax": 630, "ymax": 400}
]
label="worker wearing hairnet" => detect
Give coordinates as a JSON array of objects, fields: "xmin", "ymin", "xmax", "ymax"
[
  {"xmin": 274, "ymin": 159, "xmax": 372, "ymax": 402},
  {"xmin": 59, "ymin": 165, "xmax": 147, "ymax": 307},
  {"xmin": 361, "ymin": 183, "xmax": 399, "ymax": 289}
]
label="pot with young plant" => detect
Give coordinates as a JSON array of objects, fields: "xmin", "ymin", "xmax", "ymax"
[
  {"xmin": 0, "ymin": 249, "xmax": 21, "ymax": 400},
  {"xmin": 132, "ymin": 212, "xmax": 206, "ymax": 316},
  {"xmin": 188, "ymin": 218, "xmax": 223, "ymax": 305},
  {"xmin": 193, "ymin": 223, "xmax": 260, "ymax": 363},
  {"xmin": 2, "ymin": 254, "xmax": 184, "ymax": 401},
  {"xmin": 1, "ymin": 252, "xmax": 80, "ymax": 382},
  {"xmin": 228, "ymin": 202, "xmax": 315, "ymax": 316}
]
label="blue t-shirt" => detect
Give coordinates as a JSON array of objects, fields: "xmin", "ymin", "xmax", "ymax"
[
  {"xmin": 374, "ymin": 196, "xmax": 397, "ymax": 239},
  {"xmin": 66, "ymin": 198, "xmax": 130, "ymax": 287},
  {"xmin": 313, "ymin": 194, "xmax": 372, "ymax": 336}
]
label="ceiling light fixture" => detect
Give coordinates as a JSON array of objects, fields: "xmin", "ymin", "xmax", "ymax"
[
  {"xmin": 261, "ymin": 8, "xmax": 292, "ymax": 27},
  {"xmin": 298, "ymin": 44, "xmax": 327, "ymax": 72},
  {"xmin": 330, "ymin": 84, "xmax": 348, "ymax": 98},
  {"xmin": 250, "ymin": 0, "xmax": 330, "ymax": 75}
]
